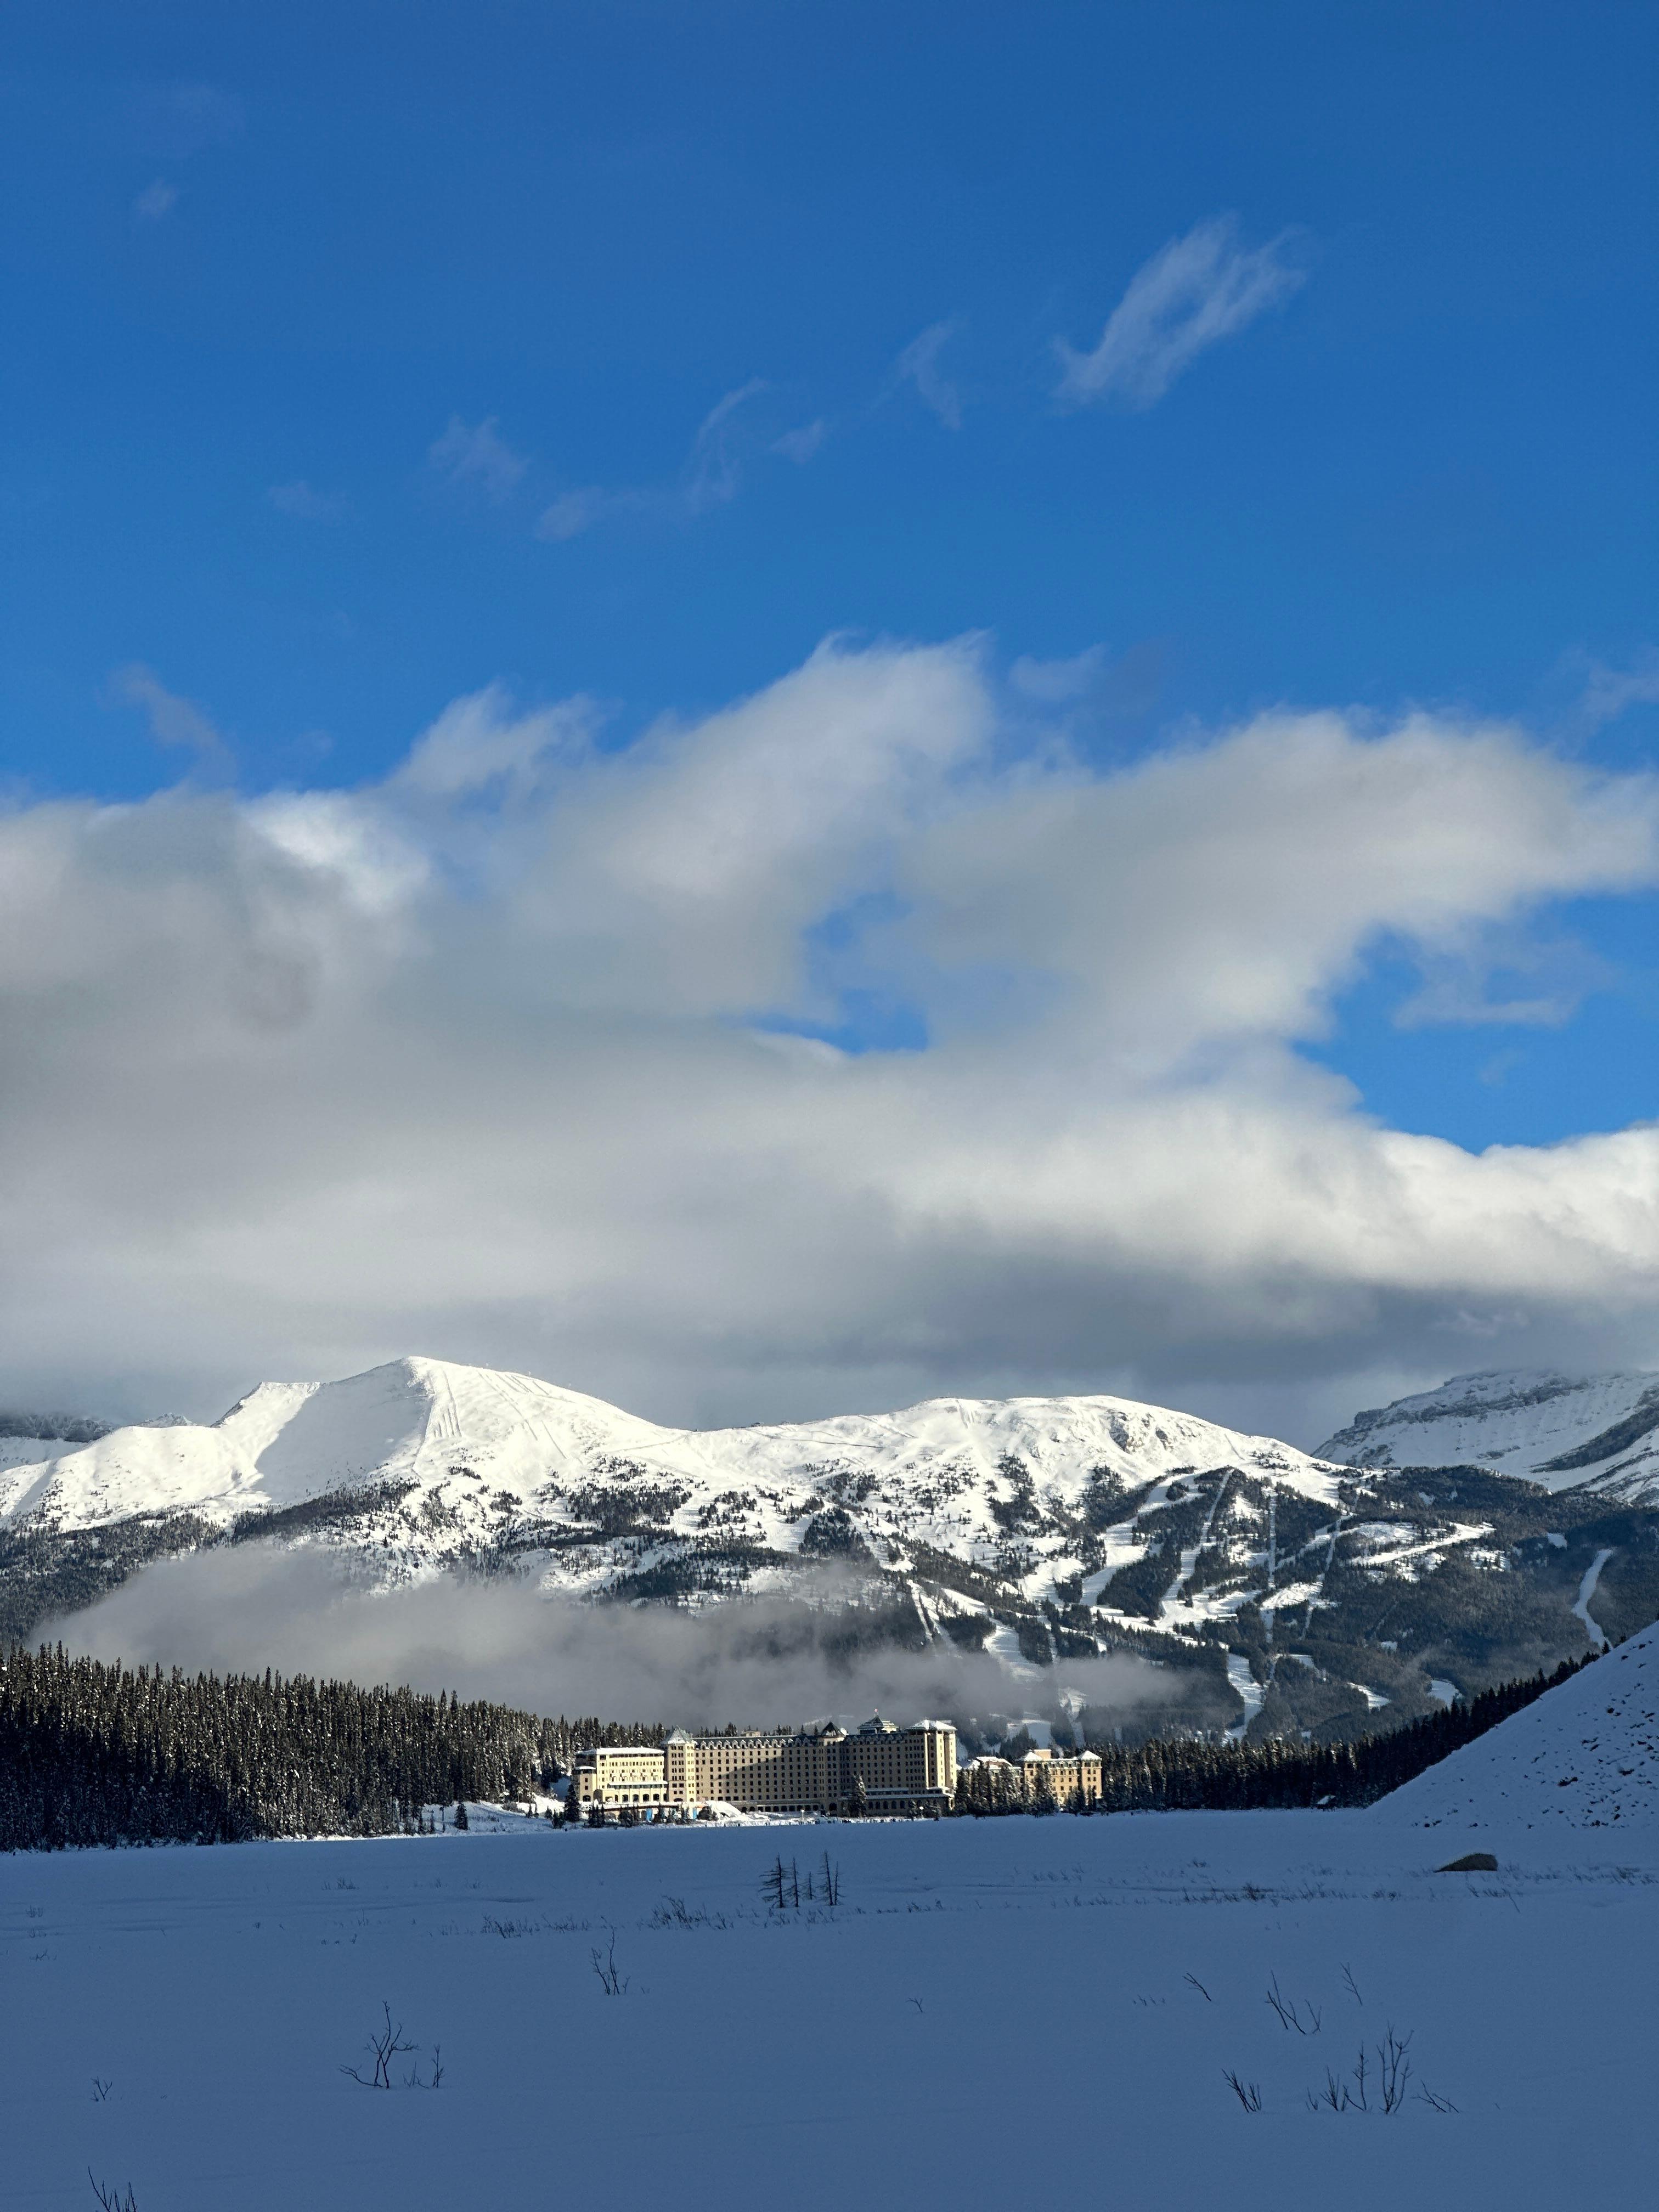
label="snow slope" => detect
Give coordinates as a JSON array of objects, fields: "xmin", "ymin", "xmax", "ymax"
[
  {"xmin": 1379, "ymin": 1629, "xmax": 1659, "ymax": 1832},
  {"xmin": 8, "ymin": 1809, "xmax": 1655, "ymax": 2211},
  {"xmin": 1319, "ymin": 1368, "xmax": 1659, "ymax": 1496},
  {"xmin": 0, "ymin": 1354, "xmax": 1342, "ymax": 1602}
]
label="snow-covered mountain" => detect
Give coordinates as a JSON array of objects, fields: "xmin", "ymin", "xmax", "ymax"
[
  {"xmin": 5, "ymin": 1356, "xmax": 1658, "ymax": 1742},
  {"xmin": 0, "ymin": 1353, "xmax": 1340, "ymax": 1594},
  {"xmin": 1318, "ymin": 1369, "xmax": 1659, "ymax": 1498},
  {"xmin": 1379, "ymin": 1626, "xmax": 1659, "ymax": 1831}
]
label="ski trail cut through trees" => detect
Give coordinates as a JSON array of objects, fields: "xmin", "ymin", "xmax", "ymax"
[
  {"xmin": 1162, "ymin": 1471, "xmax": 1232, "ymax": 1620},
  {"xmin": 1573, "ymin": 1548, "xmax": 1615, "ymax": 1652},
  {"xmin": 1224, "ymin": 1652, "xmax": 1263, "ymax": 1744}
]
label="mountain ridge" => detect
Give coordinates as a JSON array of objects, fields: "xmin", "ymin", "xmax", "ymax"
[
  {"xmin": 4, "ymin": 1356, "xmax": 1658, "ymax": 1746},
  {"xmin": 1318, "ymin": 1366, "xmax": 1659, "ymax": 1496}
]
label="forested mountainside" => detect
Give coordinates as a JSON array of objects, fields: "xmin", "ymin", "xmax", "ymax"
[{"xmin": 2, "ymin": 1356, "xmax": 1656, "ymax": 1746}]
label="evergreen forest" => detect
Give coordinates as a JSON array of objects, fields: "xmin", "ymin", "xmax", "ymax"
[{"xmin": 0, "ymin": 1641, "xmax": 1595, "ymax": 1850}]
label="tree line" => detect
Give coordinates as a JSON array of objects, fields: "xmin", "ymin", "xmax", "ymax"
[
  {"xmin": 0, "ymin": 1642, "xmax": 1597, "ymax": 1849},
  {"xmin": 0, "ymin": 1645, "xmax": 661, "ymax": 1850},
  {"xmin": 952, "ymin": 1654, "xmax": 1595, "ymax": 1815}
]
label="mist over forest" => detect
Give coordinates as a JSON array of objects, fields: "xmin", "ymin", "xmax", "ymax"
[{"xmin": 43, "ymin": 1542, "xmax": 1186, "ymax": 1742}]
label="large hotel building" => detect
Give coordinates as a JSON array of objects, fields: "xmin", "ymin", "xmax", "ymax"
[{"xmin": 572, "ymin": 1714, "xmax": 957, "ymax": 1817}]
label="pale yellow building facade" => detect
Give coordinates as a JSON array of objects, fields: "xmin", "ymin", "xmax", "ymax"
[
  {"xmin": 965, "ymin": 1745, "xmax": 1103, "ymax": 1806},
  {"xmin": 572, "ymin": 1714, "xmax": 957, "ymax": 1816}
]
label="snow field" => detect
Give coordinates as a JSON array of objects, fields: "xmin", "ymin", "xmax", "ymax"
[{"xmin": 11, "ymin": 1807, "xmax": 1656, "ymax": 2210}]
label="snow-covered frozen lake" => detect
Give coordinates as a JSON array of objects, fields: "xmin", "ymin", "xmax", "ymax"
[{"xmin": 11, "ymin": 1804, "xmax": 1655, "ymax": 2209}]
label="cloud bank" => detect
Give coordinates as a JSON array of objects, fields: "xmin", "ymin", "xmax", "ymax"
[{"xmin": 2, "ymin": 635, "xmax": 1657, "ymax": 1440}]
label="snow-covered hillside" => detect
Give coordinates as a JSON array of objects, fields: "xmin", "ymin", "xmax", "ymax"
[
  {"xmin": 1319, "ymin": 1368, "xmax": 1659, "ymax": 1497},
  {"xmin": 0, "ymin": 1356, "xmax": 1347, "ymax": 1634},
  {"xmin": 1379, "ymin": 1628, "xmax": 1659, "ymax": 1831}
]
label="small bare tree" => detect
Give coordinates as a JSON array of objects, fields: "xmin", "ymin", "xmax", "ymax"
[
  {"xmin": 341, "ymin": 2001, "xmax": 418, "ymax": 2089},
  {"xmin": 591, "ymin": 1927, "xmax": 630, "ymax": 1996},
  {"xmin": 1377, "ymin": 2026, "xmax": 1414, "ymax": 2113}
]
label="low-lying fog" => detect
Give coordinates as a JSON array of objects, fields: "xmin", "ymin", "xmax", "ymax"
[{"xmin": 43, "ymin": 1543, "xmax": 1190, "ymax": 1741}]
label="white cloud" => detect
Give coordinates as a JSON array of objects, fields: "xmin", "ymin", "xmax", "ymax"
[
  {"xmin": 268, "ymin": 480, "xmax": 347, "ymax": 522},
  {"xmin": 896, "ymin": 320, "xmax": 963, "ymax": 430},
  {"xmin": 4, "ymin": 642, "xmax": 1659, "ymax": 1442},
  {"xmin": 428, "ymin": 415, "xmax": 528, "ymax": 503},
  {"xmin": 1057, "ymin": 216, "xmax": 1306, "ymax": 409},
  {"xmin": 132, "ymin": 179, "xmax": 179, "ymax": 222}
]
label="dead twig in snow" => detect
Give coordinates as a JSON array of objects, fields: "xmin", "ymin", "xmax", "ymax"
[{"xmin": 1222, "ymin": 2069, "xmax": 1263, "ymax": 2112}]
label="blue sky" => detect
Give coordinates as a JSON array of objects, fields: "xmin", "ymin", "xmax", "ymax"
[{"xmin": 1, "ymin": 4, "xmax": 1657, "ymax": 1426}]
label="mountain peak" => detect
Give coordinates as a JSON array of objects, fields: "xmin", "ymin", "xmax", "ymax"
[{"xmin": 1319, "ymin": 1367, "xmax": 1659, "ymax": 1493}]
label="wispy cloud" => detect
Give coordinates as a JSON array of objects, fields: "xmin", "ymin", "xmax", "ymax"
[
  {"xmin": 535, "ymin": 485, "xmax": 649, "ymax": 541},
  {"xmin": 536, "ymin": 381, "xmax": 785, "ymax": 541},
  {"xmin": 685, "ymin": 379, "xmax": 770, "ymax": 511},
  {"xmin": 132, "ymin": 179, "xmax": 179, "ymax": 223},
  {"xmin": 1008, "ymin": 645, "xmax": 1111, "ymax": 704},
  {"xmin": 111, "ymin": 664, "xmax": 232, "ymax": 778},
  {"xmin": 127, "ymin": 81, "xmax": 244, "ymax": 160},
  {"xmin": 772, "ymin": 418, "xmax": 829, "ymax": 466},
  {"xmin": 1056, "ymin": 216, "xmax": 1307, "ymax": 410},
  {"xmin": 896, "ymin": 320, "xmax": 963, "ymax": 430},
  {"xmin": 1577, "ymin": 651, "xmax": 1659, "ymax": 733},
  {"xmin": 1394, "ymin": 929, "xmax": 1611, "ymax": 1031},
  {"xmin": 268, "ymin": 480, "xmax": 348, "ymax": 523},
  {"xmin": 429, "ymin": 415, "xmax": 528, "ymax": 504}
]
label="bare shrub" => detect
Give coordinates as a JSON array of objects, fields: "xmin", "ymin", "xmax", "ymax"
[
  {"xmin": 591, "ymin": 1927, "xmax": 630, "ymax": 1996},
  {"xmin": 1222, "ymin": 2068, "xmax": 1263, "ymax": 2111},
  {"xmin": 1265, "ymin": 1972, "xmax": 1321, "ymax": 2035}
]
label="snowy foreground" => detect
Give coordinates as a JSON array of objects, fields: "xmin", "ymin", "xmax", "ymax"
[{"xmin": 9, "ymin": 1797, "xmax": 1655, "ymax": 2209}]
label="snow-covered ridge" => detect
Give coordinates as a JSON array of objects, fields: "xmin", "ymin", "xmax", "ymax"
[
  {"xmin": 1318, "ymin": 1368, "xmax": 1659, "ymax": 1498},
  {"xmin": 0, "ymin": 1345, "xmax": 1336, "ymax": 1593},
  {"xmin": 1378, "ymin": 1629, "xmax": 1659, "ymax": 1830}
]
